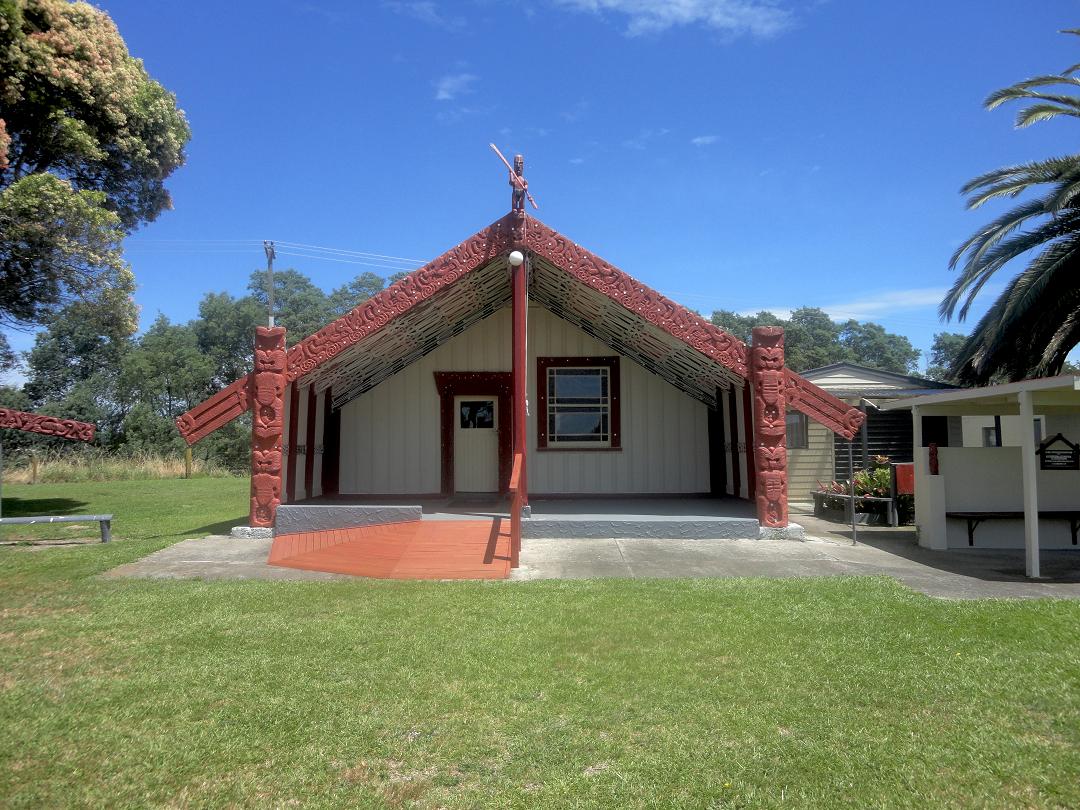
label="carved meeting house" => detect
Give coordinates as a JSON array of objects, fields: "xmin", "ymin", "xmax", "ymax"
[{"xmin": 178, "ymin": 211, "xmax": 864, "ymax": 530}]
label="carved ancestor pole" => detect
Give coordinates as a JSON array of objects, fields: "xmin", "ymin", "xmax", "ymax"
[
  {"xmin": 751, "ymin": 327, "xmax": 788, "ymax": 528},
  {"xmin": 249, "ymin": 326, "xmax": 287, "ymax": 528}
]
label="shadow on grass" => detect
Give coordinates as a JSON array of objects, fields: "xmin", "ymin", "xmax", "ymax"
[
  {"xmin": 0, "ymin": 496, "xmax": 89, "ymax": 517},
  {"xmin": 142, "ymin": 515, "xmax": 248, "ymax": 540}
]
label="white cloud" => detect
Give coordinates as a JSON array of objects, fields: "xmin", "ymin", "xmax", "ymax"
[
  {"xmin": 817, "ymin": 288, "xmax": 947, "ymax": 321},
  {"xmin": 691, "ymin": 134, "xmax": 719, "ymax": 146},
  {"xmin": 623, "ymin": 127, "xmax": 670, "ymax": 150},
  {"xmin": 386, "ymin": 1, "xmax": 464, "ymax": 30},
  {"xmin": 732, "ymin": 289, "xmax": 948, "ymax": 322},
  {"xmin": 434, "ymin": 73, "xmax": 477, "ymax": 101},
  {"xmin": 569, "ymin": 157, "xmax": 586, "ymax": 165},
  {"xmin": 552, "ymin": 0, "xmax": 793, "ymax": 38}
]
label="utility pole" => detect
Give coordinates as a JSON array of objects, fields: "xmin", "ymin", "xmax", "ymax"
[{"xmin": 263, "ymin": 240, "xmax": 276, "ymax": 327}]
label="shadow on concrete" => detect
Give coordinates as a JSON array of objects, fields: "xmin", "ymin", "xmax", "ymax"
[{"xmin": 792, "ymin": 504, "xmax": 1080, "ymax": 584}]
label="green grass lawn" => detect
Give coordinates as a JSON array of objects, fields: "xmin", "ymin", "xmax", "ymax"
[{"xmin": 1, "ymin": 480, "xmax": 1079, "ymax": 808}]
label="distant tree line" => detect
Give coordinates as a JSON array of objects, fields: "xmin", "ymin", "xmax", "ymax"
[
  {"xmin": 0, "ymin": 269, "xmax": 404, "ymax": 470},
  {"xmin": 710, "ymin": 307, "xmax": 924, "ymax": 375}
]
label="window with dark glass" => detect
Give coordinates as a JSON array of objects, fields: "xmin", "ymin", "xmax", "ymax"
[
  {"xmin": 786, "ymin": 411, "xmax": 808, "ymax": 449},
  {"xmin": 547, "ymin": 368, "xmax": 610, "ymax": 445},
  {"xmin": 459, "ymin": 400, "xmax": 494, "ymax": 429},
  {"xmin": 537, "ymin": 357, "xmax": 621, "ymax": 449}
]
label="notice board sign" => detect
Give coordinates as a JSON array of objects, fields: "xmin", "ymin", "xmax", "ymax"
[{"xmin": 1037, "ymin": 433, "xmax": 1080, "ymax": 471}]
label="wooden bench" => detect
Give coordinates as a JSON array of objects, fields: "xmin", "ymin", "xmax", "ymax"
[
  {"xmin": 946, "ymin": 511, "xmax": 1080, "ymax": 547},
  {"xmin": 0, "ymin": 514, "xmax": 113, "ymax": 543}
]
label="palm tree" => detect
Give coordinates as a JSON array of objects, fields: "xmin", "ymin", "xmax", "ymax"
[{"xmin": 941, "ymin": 29, "xmax": 1080, "ymax": 384}]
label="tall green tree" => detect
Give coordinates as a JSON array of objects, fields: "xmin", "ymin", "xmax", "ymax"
[
  {"xmin": 924, "ymin": 332, "xmax": 969, "ymax": 382},
  {"xmin": 24, "ymin": 299, "xmax": 131, "ymax": 405},
  {"xmin": 838, "ymin": 320, "xmax": 919, "ymax": 374},
  {"xmin": 192, "ymin": 292, "xmax": 264, "ymax": 385},
  {"xmin": 0, "ymin": 0, "xmax": 190, "ymax": 367},
  {"xmin": 328, "ymin": 272, "xmax": 385, "ymax": 317},
  {"xmin": 941, "ymin": 29, "xmax": 1080, "ymax": 383}
]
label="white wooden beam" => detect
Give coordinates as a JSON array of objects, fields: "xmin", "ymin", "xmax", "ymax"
[
  {"xmin": 1018, "ymin": 390, "xmax": 1040, "ymax": 578},
  {"xmin": 912, "ymin": 405, "xmax": 922, "ymax": 472}
]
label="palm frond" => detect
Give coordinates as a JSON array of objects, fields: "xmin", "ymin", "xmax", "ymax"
[
  {"xmin": 1043, "ymin": 176, "xmax": 1080, "ymax": 211},
  {"xmin": 979, "ymin": 238, "xmax": 1080, "ymax": 339},
  {"xmin": 947, "ymin": 196, "xmax": 1050, "ymax": 272},
  {"xmin": 1015, "ymin": 103, "xmax": 1080, "ymax": 127},
  {"xmin": 986, "ymin": 87, "xmax": 1080, "ymax": 111},
  {"xmin": 1003, "ymin": 75, "xmax": 1080, "ymax": 93},
  {"xmin": 943, "ymin": 204, "xmax": 1078, "ymax": 320},
  {"xmin": 959, "ymin": 155, "xmax": 1080, "ymax": 197}
]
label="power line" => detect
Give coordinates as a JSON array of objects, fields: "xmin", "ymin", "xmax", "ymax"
[
  {"xmin": 273, "ymin": 240, "xmax": 425, "ymax": 264},
  {"xmin": 273, "ymin": 250, "xmax": 420, "ymax": 272}
]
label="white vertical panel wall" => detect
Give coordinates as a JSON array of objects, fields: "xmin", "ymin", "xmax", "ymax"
[
  {"xmin": 337, "ymin": 310, "xmax": 511, "ymax": 495},
  {"xmin": 525, "ymin": 306, "xmax": 709, "ymax": 494},
  {"xmin": 311, "ymin": 389, "xmax": 325, "ymax": 498},
  {"xmin": 721, "ymin": 388, "xmax": 733, "ymax": 495},
  {"xmin": 335, "ymin": 304, "xmax": 711, "ymax": 495},
  {"xmin": 733, "ymin": 383, "xmax": 747, "ymax": 500},
  {"xmin": 295, "ymin": 386, "xmax": 310, "ymax": 500}
]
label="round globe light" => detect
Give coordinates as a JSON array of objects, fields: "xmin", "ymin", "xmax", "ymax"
[{"xmin": 508, "ymin": 250, "xmax": 525, "ymax": 267}]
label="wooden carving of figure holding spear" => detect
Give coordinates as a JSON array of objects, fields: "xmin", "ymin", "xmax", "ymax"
[{"xmin": 490, "ymin": 144, "xmax": 538, "ymax": 212}]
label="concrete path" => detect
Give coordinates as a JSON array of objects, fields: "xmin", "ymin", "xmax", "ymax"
[
  {"xmin": 103, "ymin": 536, "xmax": 351, "ymax": 582},
  {"xmin": 103, "ymin": 527, "xmax": 1080, "ymax": 599}
]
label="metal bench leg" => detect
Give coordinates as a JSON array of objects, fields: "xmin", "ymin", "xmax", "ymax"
[
  {"xmin": 1072, "ymin": 519, "xmax": 1078, "ymax": 546},
  {"xmin": 967, "ymin": 519, "xmax": 978, "ymax": 546},
  {"xmin": 100, "ymin": 520, "xmax": 111, "ymax": 543}
]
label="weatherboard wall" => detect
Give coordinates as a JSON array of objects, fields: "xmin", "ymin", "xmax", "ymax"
[
  {"xmin": 336, "ymin": 305, "xmax": 711, "ymax": 495},
  {"xmin": 788, "ymin": 421, "xmax": 834, "ymax": 501}
]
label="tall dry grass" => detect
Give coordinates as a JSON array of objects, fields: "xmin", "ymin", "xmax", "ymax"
[{"xmin": 1, "ymin": 450, "xmax": 238, "ymax": 484}]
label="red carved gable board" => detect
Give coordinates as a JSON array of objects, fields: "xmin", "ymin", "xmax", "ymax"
[
  {"xmin": 176, "ymin": 213, "xmax": 863, "ymax": 443},
  {"xmin": 0, "ymin": 409, "xmax": 96, "ymax": 442}
]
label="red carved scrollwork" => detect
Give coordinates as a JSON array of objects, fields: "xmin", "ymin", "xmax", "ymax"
[
  {"xmin": 175, "ymin": 376, "xmax": 249, "ymax": 444},
  {"xmin": 783, "ymin": 369, "xmax": 864, "ymax": 440},
  {"xmin": 752, "ymin": 327, "xmax": 787, "ymax": 528},
  {"xmin": 286, "ymin": 218, "xmax": 516, "ymax": 382},
  {"xmin": 520, "ymin": 217, "xmax": 749, "ymax": 377},
  {"xmin": 0, "ymin": 409, "xmax": 95, "ymax": 442},
  {"xmin": 249, "ymin": 327, "xmax": 286, "ymax": 528}
]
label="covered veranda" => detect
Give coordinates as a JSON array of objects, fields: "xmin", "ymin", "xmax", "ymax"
[{"xmin": 881, "ymin": 376, "xmax": 1080, "ymax": 578}]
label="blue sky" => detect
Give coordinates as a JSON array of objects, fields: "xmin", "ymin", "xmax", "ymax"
[{"xmin": 7, "ymin": 0, "xmax": 1080, "ymax": 381}]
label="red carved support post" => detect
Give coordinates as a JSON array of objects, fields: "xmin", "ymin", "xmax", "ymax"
[
  {"xmin": 511, "ymin": 249, "xmax": 528, "ymax": 509},
  {"xmin": 751, "ymin": 327, "xmax": 788, "ymax": 528},
  {"xmin": 250, "ymin": 326, "xmax": 287, "ymax": 528}
]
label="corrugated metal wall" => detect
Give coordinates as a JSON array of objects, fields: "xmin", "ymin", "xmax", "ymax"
[{"xmin": 335, "ymin": 304, "xmax": 711, "ymax": 495}]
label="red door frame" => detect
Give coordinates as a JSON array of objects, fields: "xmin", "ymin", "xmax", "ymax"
[{"xmin": 434, "ymin": 372, "xmax": 513, "ymax": 496}]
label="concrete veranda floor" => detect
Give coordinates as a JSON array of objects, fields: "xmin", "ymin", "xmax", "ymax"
[{"xmin": 102, "ymin": 503, "xmax": 1080, "ymax": 599}]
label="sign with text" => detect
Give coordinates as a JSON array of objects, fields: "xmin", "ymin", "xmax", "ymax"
[{"xmin": 1037, "ymin": 433, "xmax": 1080, "ymax": 471}]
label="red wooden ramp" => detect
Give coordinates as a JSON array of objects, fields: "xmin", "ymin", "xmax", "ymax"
[{"xmin": 268, "ymin": 519, "xmax": 511, "ymax": 580}]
